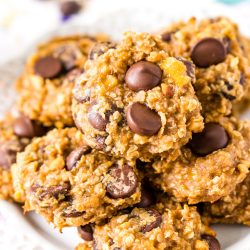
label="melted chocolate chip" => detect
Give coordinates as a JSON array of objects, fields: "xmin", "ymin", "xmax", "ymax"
[
  {"xmin": 136, "ymin": 186, "xmax": 155, "ymax": 208},
  {"xmin": 140, "ymin": 209, "xmax": 162, "ymax": 233},
  {"xmin": 34, "ymin": 56, "xmax": 63, "ymax": 78},
  {"xmin": 95, "ymin": 135, "xmax": 106, "ymax": 150},
  {"xmin": 89, "ymin": 42, "xmax": 116, "ymax": 60},
  {"xmin": 126, "ymin": 103, "xmax": 161, "ymax": 136},
  {"xmin": 125, "ymin": 61, "xmax": 162, "ymax": 91},
  {"xmin": 0, "ymin": 143, "xmax": 17, "ymax": 170},
  {"xmin": 161, "ymin": 32, "xmax": 173, "ymax": 42},
  {"xmin": 77, "ymin": 224, "xmax": 93, "ymax": 241},
  {"xmin": 106, "ymin": 164, "xmax": 138, "ymax": 199},
  {"xmin": 191, "ymin": 38, "xmax": 226, "ymax": 68},
  {"xmin": 66, "ymin": 146, "xmax": 91, "ymax": 171},
  {"xmin": 62, "ymin": 209, "xmax": 85, "ymax": 218},
  {"xmin": 37, "ymin": 183, "xmax": 71, "ymax": 199},
  {"xmin": 189, "ymin": 123, "xmax": 229, "ymax": 156},
  {"xmin": 13, "ymin": 116, "xmax": 45, "ymax": 138},
  {"xmin": 202, "ymin": 235, "xmax": 221, "ymax": 250},
  {"xmin": 176, "ymin": 57, "xmax": 195, "ymax": 79}
]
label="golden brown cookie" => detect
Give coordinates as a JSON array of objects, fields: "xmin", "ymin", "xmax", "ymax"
[
  {"xmin": 16, "ymin": 34, "xmax": 109, "ymax": 128},
  {"xmin": 72, "ymin": 31, "xmax": 203, "ymax": 161},
  {"xmin": 12, "ymin": 127, "xmax": 142, "ymax": 229}
]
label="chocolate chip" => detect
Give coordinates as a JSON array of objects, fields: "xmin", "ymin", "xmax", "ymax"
[
  {"xmin": 34, "ymin": 56, "xmax": 63, "ymax": 78},
  {"xmin": 189, "ymin": 123, "xmax": 229, "ymax": 156},
  {"xmin": 176, "ymin": 57, "xmax": 195, "ymax": 79},
  {"xmin": 13, "ymin": 116, "xmax": 45, "ymax": 138},
  {"xmin": 126, "ymin": 102, "xmax": 161, "ymax": 136},
  {"xmin": 66, "ymin": 146, "xmax": 91, "ymax": 171},
  {"xmin": 125, "ymin": 61, "xmax": 162, "ymax": 91},
  {"xmin": 191, "ymin": 38, "xmax": 226, "ymax": 68},
  {"xmin": 161, "ymin": 32, "xmax": 173, "ymax": 42},
  {"xmin": 136, "ymin": 186, "xmax": 155, "ymax": 208},
  {"xmin": 0, "ymin": 145, "xmax": 17, "ymax": 170},
  {"xmin": 95, "ymin": 135, "xmax": 106, "ymax": 150},
  {"xmin": 65, "ymin": 68, "xmax": 83, "ymax": 82},
  {"xmin": 225, "ymin": 82, "xmax": 233, "ymax": 91},
  {"xmin": 60, "ymin": 1, "xmax": 81, "ymax": 16},
  {"xmin": 77, "ymin": 225, "xmax": 93, "ymax": 241},
  {"xmin": 37, "ymin": 183, "xmax": 70, "ymax": 199},
  {"xmin": 62, "ymin": 209, "xmax": 85, "ymax": 217},
  {"xmin": 106, "ymin": 164, "xmax": 138, "ymax": 199},
  {"xmin": 222, "ymin": 92, "xmax": 236, "ymax": 101},
  {"xmin": 74, "ymin": 88, "xmax": 91, "ymax": 103},
  {"xmin": 223, "ymin": 37, "xmax": 232, "ymax": 54},
  {"xmin": 88, "ymin": 102, "xmax": 108, "ymax": 131},
  {"xmin": 89, "ymin": 42, "xmax": 116, "ymax": 60},
  {"xmin": 240, "ymin": 73, "xmax": 245, "ymax": 85},
  {"xmin": 202, "ymin": 235, "xmax": 221, "ymax": 250},
  {"xmin": 140, "ymin": 209, "xmax": 162, "ymax": 233}
]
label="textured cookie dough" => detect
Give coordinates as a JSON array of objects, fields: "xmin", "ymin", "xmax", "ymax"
[
  {"xmin": 16, "ymin": 34, "xmax": 109, "ymax": 128},
  {"xmin": 146, "ymin": 117, "xmax": 250, "ymax": 204},
  {"xmin": 202, "ymin": 173, "xmax": 250, "ymax": 226},
  {"xmin": 159, "ymin": 17, "xmax": 250, "ymax": 118},
  {"xmin": 75, "ymin": 196, "xmax": 218, "ymax": 250},
  {"xmin": 72, "ymin": 32, "xmax": 203, "ymax": 161},
  {"xmin": 0, "ymin": 114, "xmax": 45, "ymax": 200},
  {"xmin": 12, "ymin": 128, "xmax": 141, "ymax": 229}
]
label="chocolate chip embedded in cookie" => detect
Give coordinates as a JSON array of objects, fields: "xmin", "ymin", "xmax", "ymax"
[
  {"xmin": 12, "ymin": 128, "xmax": 141, "ymax": 229},
  {"xmin": 146, "ymin": 117, "xmax": 250, "ymax": 204},
  {"xmin": 76, "ymin": 196, "xmax": 217, "ymax": 250},
  {"xmin": 16, "ymin": 34, "xmax": 110, "ymax": 128},
  {"xmin": 77, "ymin": 224, "xmax": 94, "ymax": 241},
  {"xmin": 72, "ymin": 32, "xmax": 203, "ymax": 161},
  {"xmin": 158, "ymin": 17, "xmax": 250, "ymax": 118}
]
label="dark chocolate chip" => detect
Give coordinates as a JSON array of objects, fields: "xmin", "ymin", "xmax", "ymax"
[
  {"xmin": 225, "ymin": 82, "xmax": 233, "ymax": 91},
  {"xmin": 60, "ymin": 1, "xmax": 81, "ymax": 16},
  {"xmin": 88, "ymin": 102, "xmax": 108, "ymax": 131},
  {"xmin": 95, "ymin": 135, "xmax": 106, "ymax": 150},
  {"xmin": 89, "ymin": 42, "xmax": 116, "ymax": 60},
  {"xmin": 202, "ymin": 235, "xmax": 221, "ymax": 250},
  {"xmin": 140, "ymin": 209, "xmax": 162, "ymax": 233},
  {"xmin": 125, "ymin": 61, "xmax": 162, "ymax": 91},
  {"xmin": 136, "ymin": 186, "xmax": 155, "ymax": 208},
  {"xmin": 38, "ymin": 183, "xmax": 70, "ymax": 199},
  {"xmin": 77, "ymin": 224, "xmax": 93, "ymax": 241},
  {"xmin": 66, "ymin": 146, "xmax": 91, "ymax": 171},
  {"xmin": 191, "ymin": 38, "xmax": 226, "ymax": 68},
  {"xmin": 74, "ymin": 88, "xmax": 91, "ymax": 103},
  {"xmin": 34, "ymin": 56, "xmax": 63, "ymax": 78},
  {"xmin": 176, "ymin": 57, "xmax": 195, "ymax": 79},
  {"xmin": 106, "ymin": 164, "xmax": 138, "ymax": 199},
  {"xmin": 223, "ymin": 37, "xmax": 232, "ymax": 54},
  {"xmin": 189, "ymin": 123, "xmax": 229, "ymax": 156},
  {"xmin": 62, "ymin": 209, "xmax": 85, "ymax": 217},
  {"xmin": 13, "ymin": 116, "xmax": 45, "ymax": 138},
  {"xmin": 0, "ymin": 145, "xmax": 17, "ymax": 170},
  {"xmin": 126, "ymin": 102, "xmax": 161, "ymax": 136},
  {"xmin": 161, "ymin": 32, "xmax": 173, "ymax": 42},
  {"xmin": 221, "ymin": 92, "xmax": 236, "ymax": 101},
  {"xmin": 240, "ymin": 73, "xmax": 245, "ymax": 85}
]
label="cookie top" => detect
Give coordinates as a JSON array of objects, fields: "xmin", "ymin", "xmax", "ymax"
[
  {"xmin": 72, "ymin": 32, "xmax": 203, "ymax": 161},
  {"xmin": 76, "ymin": 196, "xmax": 218, "ymax": 250},
  {"xmin": 0, "ymin": 113, "xmax": 45, "ymax": 200},
  {"xmin": 12, "ymin": 127, "xmax": 141, "ymax": 229},
  {"xmin": 146, "ymin": 117, "xmax": 250, "ymax": 204},
  {"xmin": 16, "ymin": 34, "xmax": 109, "ymax": 128},
  {"xmin": 159, "ymin": 17, "xmax": 250, "ymax": 118}
]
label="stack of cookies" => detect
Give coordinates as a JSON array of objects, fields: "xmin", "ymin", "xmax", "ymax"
[{"xmin": 1, "ymin": 16, "xmax": 250, "ymax": 250}]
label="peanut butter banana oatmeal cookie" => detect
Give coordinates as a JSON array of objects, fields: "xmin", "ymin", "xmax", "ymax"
[
  {"xmin": 12, "ymin": 128, "xmax": 141, "ymax": 229},
  {"xmin": 16, "ymin": 34, "xmax": 109, "ymax": 128},
  {"xmin": 72, "ymin": 32, "xmax": 203, "ymax": 161},
  {"xmin": 202, "ymin": 173, "xmax": 250, "ymax": 226},
  {"xmin": 146, "ymin": 117, "xmax": 250, "ymax": 204},
  {"xmin": 159, "ymin": 17, "xmax": 250, "ymax": 118},
  {"xmin": 0, "ymin": 113, "xmax": 45, "ymax": 200},
  {"xmin": 75, "ymin": 195, "xmax": 218, "ymax": 250}
]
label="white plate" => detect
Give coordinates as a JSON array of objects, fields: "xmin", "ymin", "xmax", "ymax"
[{"xmin": 1, "ymin": 5, "xmax": 250, "ymax": 249}]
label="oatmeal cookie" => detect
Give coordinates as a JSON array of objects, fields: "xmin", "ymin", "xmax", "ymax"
[
  {"xmin": 202, "ymin": 173, "xmax": 250, "ymax": 226},
  {"xmin": 12, "ymin": 128, "xmax": 141, "ymax": 229},
  {"xmin": 159, "ymin": 17, "xmax": 250, "ymax": 118},
  {"xmin": 75, "ymin": 195, "xmax": 218, "ymax": 250},
  {"xmin": 0, "ymin": 113, "xmax": 45, "ymax": 200},
  {"xmin": 72, "ymin": 32, "xmax": 203, "ymax": 161},
  {"xmin": 16, "ymin": 34, "xmax": 109, "ymax": 128},
  {"xmin": 146, "ymin": 117, "xmax": 250, "ymax": 204}
]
